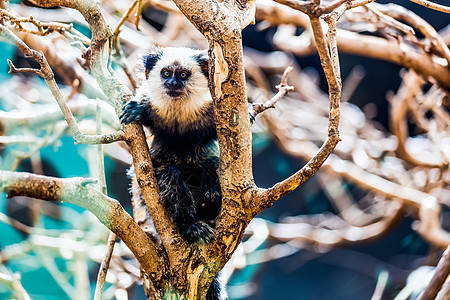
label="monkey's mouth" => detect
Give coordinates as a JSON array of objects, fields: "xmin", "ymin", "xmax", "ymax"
[{"xmin": 166, "ymin": 89, "xmax": 184, "ymax": 98}]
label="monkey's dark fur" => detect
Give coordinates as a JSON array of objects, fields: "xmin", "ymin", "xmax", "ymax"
[{"xmin": 120, "ymin": 47, "xmax": 226, "ymax": 299}]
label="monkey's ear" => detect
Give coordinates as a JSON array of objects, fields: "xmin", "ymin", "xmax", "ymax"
[
  {"xmin": 144, "ymin": 53, "xmax": 161, "ymax": 79},
  {"xmin": 195, "ymin": 54, "xmax": 209, "ymax": 79}
]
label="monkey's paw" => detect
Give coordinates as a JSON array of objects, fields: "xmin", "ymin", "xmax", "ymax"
[
  {"xmin": 184, "ymin": 221, "xmax": 215, "ymax": 244},
  {"xmin": 203, "ymin": 185, "xmax": 221, "ymax": 206},
  {"xmin": 120, "ymin": 101, "xmax": 145, "ymax": 124}
]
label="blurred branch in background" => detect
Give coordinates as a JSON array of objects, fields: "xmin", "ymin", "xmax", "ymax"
[{"xmin": 0, "ymin": 0, "xmax": 449, "ymax": 299}]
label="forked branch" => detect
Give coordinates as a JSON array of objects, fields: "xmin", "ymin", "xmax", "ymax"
[
  {"xmin": 0, "ymin": 170, "xmax": 165, "ymax": 280},
  {"xmin": 0, "ymin": 24, "xmax": 124, "ymax": 145},
  {"xmin": 253, "ymin": 3, "xmax": 342, "ymax": 214},
  {"xmin": 250, "ymin": 66, "xmax": 294, "ymax": 121},
  {"xmin": 27, "ymin": 0, "xmax": 179, "ymax": 261}
]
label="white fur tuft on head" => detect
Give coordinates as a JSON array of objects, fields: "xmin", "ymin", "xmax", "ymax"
[{"xmin": 138, "ymin": 47, "xmax": 211, "ymax": 126}]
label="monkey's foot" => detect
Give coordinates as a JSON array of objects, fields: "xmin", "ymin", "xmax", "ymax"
[
  {"xmin": 184, "ymin": 221, "xmax": 215, "ymax": 244},
  {"xmin": 204, "ymin": 185, "xmax": 221, "ymax": 205},
  {"xmin": 120, "ymin": 101, "xmax": 145, "ymax": 124}
]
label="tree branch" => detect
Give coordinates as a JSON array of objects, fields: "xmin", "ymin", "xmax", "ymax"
[
  {"xmin": 0, "ymin": 9, "xmax": 74, "ymax": 36},
  {"xmin": 0, "ymin": 267, "xmax": 31, "ymax": 300},
  {"xmin": 409, "ymin": 0, "xmax": 450, "ymax": 13},
  {"xmin": 122, "ymin": 124, "xmax": 186, "ymax": 261},
  {"xmin": 417, "ymin": 246, "xmax": 450, "ymax": 300},
  {"xmin": 255, "ymin": 1, "xmax": 450, "ymax": 90},
  {"xmin": 0, "ymin": 170, "xmax": 165, "ymax": 281},
  {"xmin": 250, "ymin": 66, "xmax": 294, "ymax": 120},
  {"xmin": 254, "ymin": 7, "xmax": 341, "ymax": 214},
  {"xmin": 0, "ymin": 23, "xmax": 124, "ymax": 145},
  {"xmin": 171, "ymin": 0, "xmax": 258, "ymax": 297},
  {"xmin": 28, "ymin": 0, "xmax": 131, "ymax": 113},
  {"xmin": 268, "ymin": 202, "xmax": 403, "ymax": 246},
  {"xmin": 269, "ymin": 126, "xmax": 450, "ymax": 246},
  {"xmin": 23, "ymin": 1, "xmax": 177, "ymax": 289}
]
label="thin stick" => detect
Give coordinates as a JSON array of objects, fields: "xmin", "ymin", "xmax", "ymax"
[
  {"xmin": 113, "ymin": 0, "xmax": 139, "ymax": 36},
  {"xmin": 0, "ymin": 267, "xmax": 31, "ymax": 300},
  {"xmin": 409, "ymin": 0, "xmax": 450, "ymax": 13},
  {"xmin": 260, "ymin": 15, "xmax": 341, "ymax": 207},
  {"xmin": 417, "ymin": 245, "xmax": 450, "ymax": 300},
  {"xmin": 1, "ymin": 25, "xmax": 124, "ymax": 145},
  {"xmin": 94, "ymin": 232, "xmax": 117, "ymax": 300},
  {"xmin": 371, "ymin": 270, "xmax": 389, "ymax": 300},
  {"xmin": 0, "ymin": 9, "xmax": 72, "ymax": 36},
  {"xmin": 135, "ymin": 0, "xmax": 143, "ymax": 30},
  {"xmin": 94, "ymin": 99, "xmax": 118, "ymax": 300},
  {"xmin": 251, "ymin": 66, "xmax": 294, "ymax": 120}
]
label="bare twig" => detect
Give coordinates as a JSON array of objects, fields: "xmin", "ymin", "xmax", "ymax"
[
  {"xmin": 341, "ymin": 65, "xmax": 365, "ymax": 102},
  {"xmin": 270, "ymin": 131, "xmax": 450, "ymax": 246},
  {"xmin": 320, "ymin": 0, "xmax": 347, "ymax": 15},
  {"xmin": 113, "ymin": 0, "xmax": 139, "ymax": 37},
  {"xmin": 0, "ymin": 267, "xmax": 31, "ymax": 300},
  {"xmin": 135, "ymin": 0, "xmax": 143, "ymax": 30},
  {"xmin": 1, "ymin": 24, "xmax": 124, "ymax": 145},
  {"xmin": 0, "ymin": 212, "xmax": 33, "ymax": 235},
  {"xmin": 273, "ymin": 0, "xmax": 310, "ymax": 14},
  {"xmin": 347, "ymin": 0, "xmax": 377, "ymax": 9},
  {"xmin": 389, "ymin": 71, "xmax": 443, "ymax": 167},
  {"xmin": 257, "ymin": 7, "xmax": 341, "ymax": 212},
  {"xmin": 409, "ymin": 0, "xmax": 450, "ymax": 13},
  {"xmin": 94, "ymin": 232, "xmax": 117, "ymax": 300},
  {"xmin": 250, "ymin": 66, "xmax": 294, "ymax": 120},
  {"xmin": 273, "ymin": 0, "xmax": 347, "ymax": 16},
  {"xmin": 365, "ymin": 3, "xmax": 415, "ymax": 36},
  {"xmin": 256, "ymin": 1, "xmax": 450, "ymax": 89},
  {"xmin": 0, "ymin": 9, "xmax": 72, "ymax": 35},
  {"xmin": 94, "ymin": 99, "xmax": 118, "ymax": 300},
  {"xmin": 371, "ymin": 270, "xmax": 389, "ymax": 300},
  {"xmin": 417, "ymin": 246, "xmax": 450, "ymax": 300}
]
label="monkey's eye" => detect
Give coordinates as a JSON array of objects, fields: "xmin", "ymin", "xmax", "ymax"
[
  {"xmin": 161, "ymin": 70, "xmax": 170, "ymax": 78},
  {"xmin": 180, "ymin": 72, "xmax": 188, "ymax": 79}
]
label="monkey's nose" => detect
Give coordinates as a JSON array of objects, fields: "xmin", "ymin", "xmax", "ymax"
[{"xmin": 164, "ymin": 77, "xmax": 182, "ymax": 90}]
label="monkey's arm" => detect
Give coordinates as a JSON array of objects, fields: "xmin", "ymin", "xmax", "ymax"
[{"xmin": 120, "ymin": 101, "xmax": 153, "ymax": 127}]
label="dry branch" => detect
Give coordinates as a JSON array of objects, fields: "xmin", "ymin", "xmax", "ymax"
[
  {"xmin": 417, "ymin": 246, "xmax": 450, "ymax": 300},
  {"xmin": 255, "ymin": 1, "xmax": 450, "ymax": 90},
  {"xmin": 250, "ymin": 66, "xmax": 294, "ymax": 120},
  {"xmin": 0, "ymin": 170, "xmax": 164, "ymax": 280},
  {"xmin": 1, "ymin": 0, "xmax": 448, "ymax": 298},
  {"xmin": 409, "ymin": 0, "xmax": 450, "ymax": 13},
  {"xmin": 94, "ymin": 232, "xmax": 118, "ymax": 300},
  {"xmin": 0, "ymin": 24, "xmax": 124, "ymax": 145},
  {"xmin": 269, "ymin": 201, "xmax": 403, "ymax": 247},
  {"xmin": 2, "ymin": 0, "xmax": 169, "ymax": 289},
  {"xmin": 255, "ymin": 2, "xmax": 342, "ymax": 214},
  {"xmin": 0, "ymin": 267, "xmax": 31, "ymax": 300}
]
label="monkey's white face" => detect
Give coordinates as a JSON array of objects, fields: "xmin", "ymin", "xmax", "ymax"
[{"xmin": 142, "ymin": 47, "xmax": 211, "ymax": 127}]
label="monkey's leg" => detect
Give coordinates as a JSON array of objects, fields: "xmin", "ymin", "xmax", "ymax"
[{"xmin": 156, "ymin": 165, "xmax": 214, "ymax": 243}]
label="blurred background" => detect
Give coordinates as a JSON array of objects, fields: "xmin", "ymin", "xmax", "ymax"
[{"xmin": 0, "ymin": 0, "xmax": 449, "ymax": 299}]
